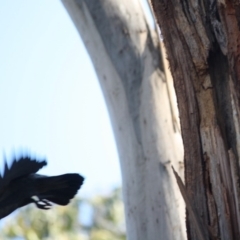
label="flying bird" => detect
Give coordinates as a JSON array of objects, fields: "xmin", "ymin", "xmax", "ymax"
[{"xmin": 0, "ymin": 155, "xmax": 84, "ymax": 219}]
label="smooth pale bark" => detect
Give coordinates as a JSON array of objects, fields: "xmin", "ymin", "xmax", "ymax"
[
  {"xmin": 61, "ymin": 0, "xmax": 185, "ymax": 239},
  {"xmin": 151, "ymin": 0, "xmax": 240, "ymax": 239}
]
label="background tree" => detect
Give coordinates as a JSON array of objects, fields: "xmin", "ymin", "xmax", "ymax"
[
  {"xmin": 87, "ymin": 188, "xmax": 126, "ymax": 240},
  {"xmin": 61, "ymin": 0, "xmax": 185, "ymax": 239},
  {"xmin": 150, "ymin": 0, "xmax": 240, "ymax": 239}
]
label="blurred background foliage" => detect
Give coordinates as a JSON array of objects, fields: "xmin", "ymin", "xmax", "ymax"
[{"xmin": 0, "ymin": 187, "xmax": 125, "ymax": 240}]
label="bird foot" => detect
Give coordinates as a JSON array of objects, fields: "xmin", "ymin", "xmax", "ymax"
[{"xmin": 31, "ymin": 196, "xmax": 52, "ymax": 210}]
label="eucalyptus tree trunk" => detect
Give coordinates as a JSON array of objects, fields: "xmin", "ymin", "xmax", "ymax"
[
  {"xmin": 61, "ymin": 0, "xmax": 186, "ymax": 239},
  {"xmin": 151, "ymin": 0, "xmax": 240, "ymax": 239}
]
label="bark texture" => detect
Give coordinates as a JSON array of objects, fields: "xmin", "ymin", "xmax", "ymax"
[
  {"xmin": 61, "ymin": 0, "xmax": 186, "ymax": 239},
  {"xmin": 151, "ymin": 0, "xmax": 240, "ymax": 239}
]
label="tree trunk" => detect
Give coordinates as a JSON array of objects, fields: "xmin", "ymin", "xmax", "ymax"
[
  {"xmin": 151, "ymin": 0, "xmax": 240, "ymax": 239},
  {"xmin": 61, "ymin": 0, "xmax": 186, "ymax": 239}
]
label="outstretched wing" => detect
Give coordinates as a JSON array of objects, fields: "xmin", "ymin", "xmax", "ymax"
[{"xmin": 0, "ymin": 156, "xmax": 47, "ymax": 191}]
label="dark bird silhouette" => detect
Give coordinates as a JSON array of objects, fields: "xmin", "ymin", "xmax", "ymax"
[{"xmin": 0, "ymin": 155, "xmax": 84, "ymax": 219}]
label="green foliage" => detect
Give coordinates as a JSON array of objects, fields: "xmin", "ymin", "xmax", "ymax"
[
  {"xmin": 0, "ymin": 188, "xmax": 126, "ymax": 240},
  {"xmin": 88, "ymin": 188, "xmax": 125, "ymax": 240},
  {"xmin": 1, "ymin": 199, "xmax": 83, "ymax": 240}
]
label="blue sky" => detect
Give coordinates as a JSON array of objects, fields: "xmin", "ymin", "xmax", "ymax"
[
  {"xmin": 0, "ymin": 1, "xmax": 154, "ymax": 226},
  {"xmin": 0, "ymin": 0, "xmax": 122, "ymax": 199}
]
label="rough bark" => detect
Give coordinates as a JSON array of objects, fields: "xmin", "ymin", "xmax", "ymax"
[
  {"xmin": 151, "ymin": 0, "xmax": 240, "ymax": 239},
  {"xmin": 61, "ymin": 0, "xmax": 186, "ymax": 239}
]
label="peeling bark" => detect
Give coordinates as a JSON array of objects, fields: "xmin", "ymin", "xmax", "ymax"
[{"xmin": 151, "ymin": 0, "xmax": 240, "ymax": 239}]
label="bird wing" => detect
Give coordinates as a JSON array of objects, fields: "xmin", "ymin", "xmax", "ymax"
[
  {"xmin": 34, "ymin": 173, "xmax": 84, "ymax": 206},
  {"xmin": 0, "ymin": 156, "xmax": 47, "ymax": 191}
]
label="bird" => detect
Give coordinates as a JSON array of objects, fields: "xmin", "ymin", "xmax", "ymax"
[{"xmin": 0, "ymin": 155, "xmax": 84, "ymax": 220}]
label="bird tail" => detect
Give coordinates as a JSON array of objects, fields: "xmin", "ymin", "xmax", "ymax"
[{"xmin": 35, "ymin": 174, "xmax": 84, "ymax": 206}]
